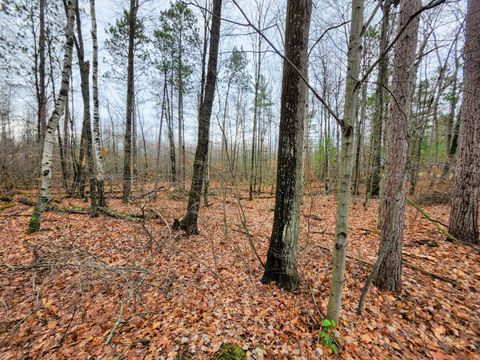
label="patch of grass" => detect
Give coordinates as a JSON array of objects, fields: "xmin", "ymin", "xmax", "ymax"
[{"xmin": 215, "ymin": 344, "xmax": 246, "ymax": 360}]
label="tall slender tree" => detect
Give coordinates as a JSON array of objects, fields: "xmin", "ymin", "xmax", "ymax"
[
  {"xmin": 29, "ymin": 0, "xmax": 76, "ymax": 232},
  {"xmin": 123, "ymin": 0, "xmax": 138, "ymax": 202},
  {"xmin": 326, "ymin": 0, "xmax": 364, "ymax": 322},
  {"xmin": 448, "ymin": 0, "xmax": 479, "ymax": 244},
  {"xmin": 73, "ymin": 0, "xmax": 97, "ymax": 214},
  {"xmin": 177, "ymin": 0, "xmax": 222, "ymax": 235},
  {"xmin": 90, "ymin": 0, "xmax": 106, "ymax": 207},
  {"xmin": 366, "ymin": 0, "xmax": 392, "ymax": 200},
  {"xmin": 374, "ymin": 0, "xmax": 421, "ymax": 291},
  {"xmin": 37, "ymin": 0, "xmax": 47, "ymax": 144},
  {"xmin": 261, "ymin": 0, "xmax": 312, "ymax": 291}
]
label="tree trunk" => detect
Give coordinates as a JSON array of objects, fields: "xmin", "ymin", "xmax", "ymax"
[
  {"xmin": 178, "ymin": 34, "xmax": 186, "ymax": 190},
  {"xmin": 374, "ymin": 0, "xmax": 421, "ymax": 291},
  {"xmin": 442, "ymin": 47, "xmax": 460, "ymax": 176},
  {"xmin": 178, "ymin": 0, "xmax": 222, "ymax": 235},
  {"xmin": 448, "ymin": 0, "xmax": 480, "ymax": 244},
  {"xmin": 326, "ymin": 0, "xmax": 363, "ymax": 322},
  {"xmin": 155, "ymin": 79, "xmax": 167, "ymax": 185},
  {"xmin": 29, "ymin": 0, "xmax": 75, "ymax": 233},
  {"xmin": 90, "ymin": 0, "xmax": 106, "ymax": 207},
  {"xmin": 123, "ymin": 0, "xmax": 137, "ymax": 203},
  {"xmin": 38, "ymin": 0, "xmax": 47, "ymax": 144},
  {"xmin": 165, "ymin": 73, "xmax": 177, "ymax": 185},
  {"xmin": 367, "ymin": 0, "xmax": 391, "ymax": 199},
  {"xmin": 353, "ymin": 79, "xmax": 367, "ymax": 196},
  {"xmin": 63, "ymin": 91, "xmax": 71, "ymax": 191},
  {"xmin": 75, "ymin": 0, "xmax": 97, "ymax": 214},
  {"xmin": 261, "ymin": 0, "xmax": 312, "ymax": 291},
  {"xmin": 249, "ymin": 58, "xmax": 260, "ymax": 200}
]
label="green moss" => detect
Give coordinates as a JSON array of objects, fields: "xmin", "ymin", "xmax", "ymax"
[
  {"xmin": 28, "ymin": 205, "xmax": 41, "ymax": 233},
  {"xmin": 215, "ymin": 344, "xmax": 246, "ymax": 360},
  {"xmin": 0, "ymin": 203, "xmax": 15, "ymax": 211},
  {"xmin": 0, "ymin": 195, "xmax": 13, "ymax": 202}
]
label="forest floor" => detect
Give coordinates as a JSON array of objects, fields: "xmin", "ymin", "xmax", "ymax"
[{"xmin": 0, "ymin": 185, "xmax": 479, "ymax": 359}]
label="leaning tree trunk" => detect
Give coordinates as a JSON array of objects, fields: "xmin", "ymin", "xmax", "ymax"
[
  {"xmin": 123, "ymin": 0, "xmax": 137, "ymax": 203},
  {"xmin": 373, "ymin": 0, "xmax": 421, "ymax": 291},
  {"xmin": 29, "ymin": 0, "xmax": 75, "ymax": 233},
  {"xmin": 90, "ymin": 0, "xmax": 106, "ymax": 207},
  {"xmin": 177, "ymin": 0, "xmax": 222, "ymax": 235},
  {"xmin": 449, "ymin": 0, "xmax": 480, "ymax": 244},
  {"xmin": 261, "ymin": 0, "xmax": 312, "ymax": 291},
  {"xmin": 326, "ymin": 0, "xmax": 363, "ymax": 322}
]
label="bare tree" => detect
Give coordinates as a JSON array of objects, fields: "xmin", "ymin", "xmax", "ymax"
[
  {"xmin": 90, "ymin": 0, "xmax": 107, "ymax": 207},
  {"xmin": 123, "ymin": 0, "xmax": 138, "ymax": 203},
  {"xmin": 29, "ymin": 0, "xmax": 76, "ymax": 232},
  {"xmin": 326, "ymin": 0, "xmax": 364, "ymax": 322},
  {"xmin": 374, "ymin": 0, "xmax": 421, "ymax": 291},
  {"xmin": 261, "ymin": 0, "xmax": 312, "ymax": 291},
  {"xmin": 366, "ymin": 0, "xmax": 392, "ymax": 200},
  {"xmin": 176, "ymin": 0, "xmax": 223, "ymax": 235}
]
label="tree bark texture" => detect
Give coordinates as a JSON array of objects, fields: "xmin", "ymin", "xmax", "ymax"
[
  {"xmin": 326, "ymin": 0, "xmax": 364, "ymax": 322},
  {"xmin": 90, "ymin": 0, "xmax": 106, "ymax": 206},
  {"xmin": 37, "ymin": 0, "xmax": 47, "ymax": 144},
  {"xmin": 449, "ymin": 0, "xmax": 480, "ymax": 244},
  {"xmin": 29, "ymin": 0, "xmax": 76, "ymax": 232},
  {"xmin": 123, "ymin": 0, "xmax": 137, "ymax": 203},
  {"xmin": 179, "ymin": 0, "xmax": 222, "ymax": 235},
  {"xmin": 261, "ymin": 0, "xmax": 312, "ymax": 291},
  {"xmin": 367, "ymin": 0, "xmax": 391, "ymax": 199},
  {"xmin": 374, "ymin": 0, "xmax": 421, "ymax": 291}
]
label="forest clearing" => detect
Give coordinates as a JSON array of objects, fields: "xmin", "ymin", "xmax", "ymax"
[{"xmin": 1, "ymin": 0, "xmax": 479, "ymax": 358}]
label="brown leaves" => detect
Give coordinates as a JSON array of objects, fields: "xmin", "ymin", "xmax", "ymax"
[{"xmin": 0, "ymin": 192, "xmax": 478, "ymax": 359}]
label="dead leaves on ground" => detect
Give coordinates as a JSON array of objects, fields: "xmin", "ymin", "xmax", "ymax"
[{"xmin": 0, "ymin": 188, "xmax": 478, "ymax": 359}]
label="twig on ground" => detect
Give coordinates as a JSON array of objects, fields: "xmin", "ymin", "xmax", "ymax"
[
  {"xmin": 104, "ymin": 273, "xmax": 147, "ymax": 346},
  {"xmin": 0, "ymin": 307, "xmax": 43, "ymax": 347}
]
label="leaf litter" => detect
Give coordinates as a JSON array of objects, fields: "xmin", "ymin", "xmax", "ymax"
[{"xmin": 0, "ymin": 189, "xmax": 478, "ymax": 359}]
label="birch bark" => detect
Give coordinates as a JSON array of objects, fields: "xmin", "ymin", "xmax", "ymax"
[{"xmin": 29, "ymin": 0, "xmax": 76, "ymax": 232}]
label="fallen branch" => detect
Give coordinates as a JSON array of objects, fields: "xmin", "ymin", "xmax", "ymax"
[
  {"xmin": 313, "ymin": 243, "xmax": 457, "ymax": 286},
  {"xmin": 99, "ymin": 207, "xmax": 161, "ymax": 221},
  {"xmin": 407, "ymin": 198, "xmax": 450, "ymax": 233},
  {"xmin": 105, "ymin": 273, "xmax": 147, "ymax": 346},
  {"xmin": 407, "ymin": 198, "xmax": 480, "ymax": 253},
  {"xmin": 18, "ymin": 198, "xmax": 162, "ymax": 222},
  {"xmin": 18, "ymin": 198, "xmax": 87, "ymax": 215},
  {"xmin": 0, "ymin": 307, "xmax": 43, "ymax": 347}
]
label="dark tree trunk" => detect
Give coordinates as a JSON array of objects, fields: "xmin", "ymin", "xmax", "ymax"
[
  {"xmin": 178, "ymin": 0, "xmax": 222, "ymax": 235},
  {"xmin": 261, "ymin": 0, "xmax": 312, "ymax": 291},
  {"xmin": 165, "ymin": 72, "xmax": 177, "ymax": 185},
  {"xmin": 123, "ymin": 0, "xmax": 137, "ymax": 202},
  {"xmin": 367, "ymin": 0, "xmax": 391, "ymax": 199},
  {"xmin": 449, "ymin": 0, "xmax": 480, "ymax": 244},
  {"xmin": 155, "ymin": 78, "xmax": 167, "ymax": 185},
  {"xmin": 73, "ymin": 0, "xmax": 97, "ymax": 215},
  {"xmin": 374, "ymin": 0, "xmax": 421, "ymax": 291},
  {"xmin": 442, "ymin": 48, "xmax": 460, "ymax": 176}
]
